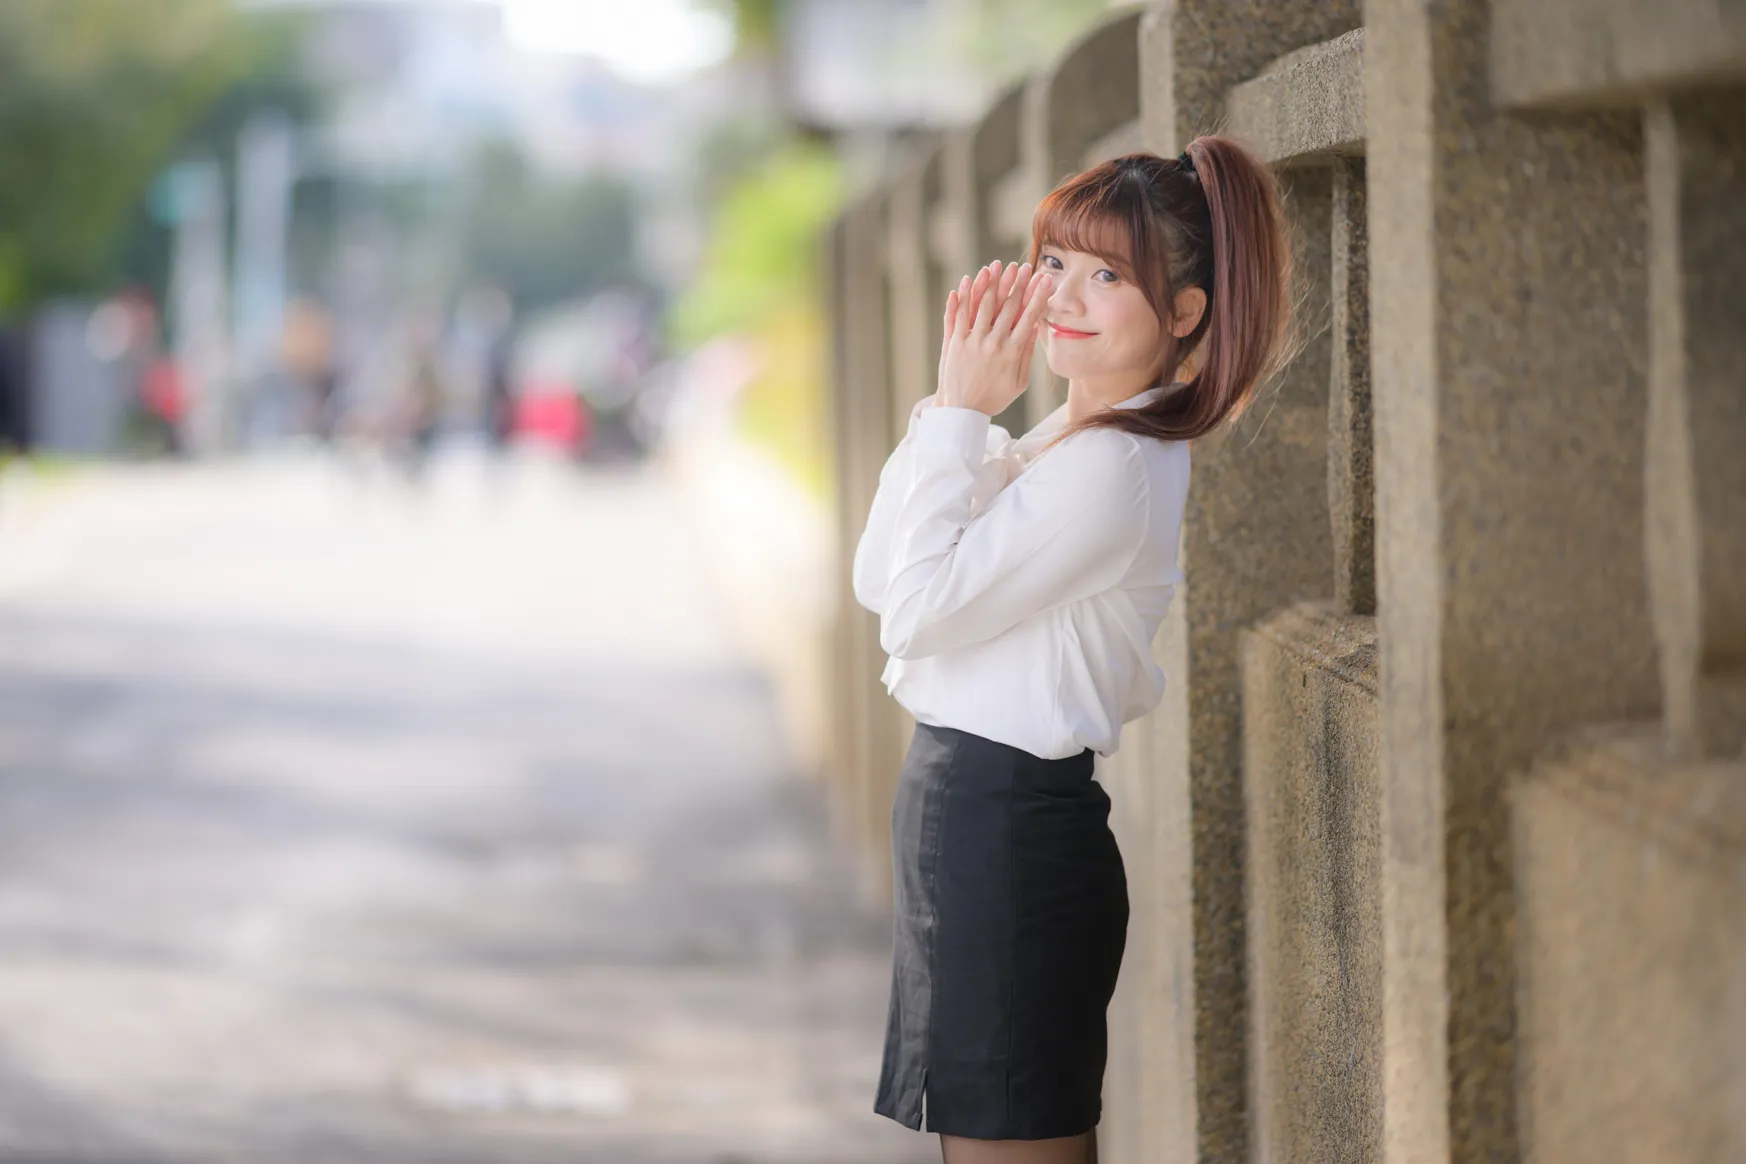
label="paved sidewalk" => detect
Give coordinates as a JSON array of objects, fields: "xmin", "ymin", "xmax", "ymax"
[{"xmin": 0, "ymin": 450, "xmax": 927, "ymax": 1164}]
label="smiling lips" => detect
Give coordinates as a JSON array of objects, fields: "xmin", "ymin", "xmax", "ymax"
[{"xmin": 1048, "ymin": 322, "xmax": 1097, "ymax": 339}]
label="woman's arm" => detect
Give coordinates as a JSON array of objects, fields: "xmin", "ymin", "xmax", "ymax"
[
  {"xmin": 859, "ymin": 259, "xmax": 1054, "ymax": 619},
  {"xmin": 850, "ymin": 399, "xmax": 1019, "ymax": 614},
  {"xmin": 878, "ymin": 406, "xmax": 1148, "ymax": 660}
]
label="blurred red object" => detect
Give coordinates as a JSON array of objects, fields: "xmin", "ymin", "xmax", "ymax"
[
  {"xmin": 512, "ymin": 381, "xmax": 591, "ymax": 449},
  {"xmin": 141, "ymin": 358, "xmax": 187, "ymax": 422}
]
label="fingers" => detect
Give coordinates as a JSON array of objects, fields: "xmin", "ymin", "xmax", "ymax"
[
  {"xmin": 1020, "ymin": 263, "xmax": 1051, "ymax": 315},
  {"xmin": 968, "ymin": 261, "xmax": 1000, "ymax": 323},
  {"xmin": 958, "ymin": 259, "xmax": 1038, "ymax": 338},
  {"xmin": 971, "ymin": 263, "xmax": 1001, "ymax": 334},
  {"xmin": 993, "ymin": 263, "xmax": 1034, "ymax": 333},
  {"xmin": 1016, "ymin": 269, "xmax": 1053, "ymax": 336},
  {"xmin": 954, "ymin": 273, "xmax": 976, "ymax": 338},
  {"xmin": 986, "ymin": 262, "xmax": 1026, "ymax": 334}
]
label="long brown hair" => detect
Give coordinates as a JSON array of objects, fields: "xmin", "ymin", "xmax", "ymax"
[{"xmin": 1026, "ymin": 137, "xmax": 1291, "ymax": 449}]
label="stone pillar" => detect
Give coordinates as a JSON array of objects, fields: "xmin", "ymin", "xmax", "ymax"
[
  {"xmin": 1644, "ymin": 93, "xmax": 1746, "ymax": 762},
  {"xmin": 1133, "ymin": 5, "xmax": 1364, "ymax": 1161},
  {"xmin": 822, "ymin": 215, "xmax": 858, "ymax": 852},
  {"xmin": 886, "ymin": 135, "xmax": 944, "ymax": 430},
  {"xmin": 1505, "ymin": 81, "xmax": 1746, "ymax": 1164},
  {"xmin": 917, "ymin": 143, "xmax": 951, "ymax": 408},
  {"xmin": 840, "ymin": 190, "xmax": 906, "ymax": 903},
  {"xmin": 1223, "ymin": 27, "xmax": 1381, "ymax": 1164},
  {"xmin": 1367, "ymin": 2, "xmax": 1659, "ymax": 1161}
]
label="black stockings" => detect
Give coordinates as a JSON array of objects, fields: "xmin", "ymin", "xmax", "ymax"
[{"xmin": 938, "ymin": 1131, "xmax": 1097, "ymax": 1164}]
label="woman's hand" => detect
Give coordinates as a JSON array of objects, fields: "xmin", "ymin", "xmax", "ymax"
[{"xmin": 936, "ymin": 260, "xmax": 1053, "ymax": 417}]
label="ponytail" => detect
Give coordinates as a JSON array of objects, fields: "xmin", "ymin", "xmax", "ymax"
[{"xmin": 1178, "ymin": 134, "xmax": 1292, "ymax": 434}]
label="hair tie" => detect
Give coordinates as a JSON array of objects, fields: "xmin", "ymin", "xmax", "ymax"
[{"xmin": 1177, "ymin": 149, "xmax": 1196, "ymax": 175}]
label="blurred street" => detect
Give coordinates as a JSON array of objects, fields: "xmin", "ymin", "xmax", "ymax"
[{"xmin": 0, "ymin": 451, "xmax": 925, "ymax": 1164}]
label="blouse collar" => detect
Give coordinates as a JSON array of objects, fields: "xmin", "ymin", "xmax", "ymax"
[{"xmin": 1022, "ymin": 381, "xmax": 1187, "ymax": 446}]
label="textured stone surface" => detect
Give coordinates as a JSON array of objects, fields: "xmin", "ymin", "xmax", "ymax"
[
  {"xmin": 1138, "ymin": 3, "xmax": 1362, "ymax": 1159},
  {"xmin": 1512, "ymin": 725, "xmax": 1746, "ymax": 1164},
  {"xmin": 1130, "ymin": 136, "xmax": 1348, "ymax": 1164},
  {"xmin": 1329, "ymin": 157, "xmax": 1374, "ymax": 617},
  {"xmin": 1492, "ymin": 0, "xmax": 1746, "ymax": 109},
  {"xmin": 1645, "ymin": 92, "xmax": 1746, "ymax": 760},
  {"xmin": 1226, "ymin": 29, "xmax": 1367, "ymax": 165},
  {"xmin": 1367, "ymin": 2, "xmax": 1660, "ymax": 1162},
  {"xmin": 1241, "ymin": 603, "xmax": 1382, "ymax": 1164},
  {"xmin": 1140, "ymin": 0, "xmax": 1362, "ymax": 152}
]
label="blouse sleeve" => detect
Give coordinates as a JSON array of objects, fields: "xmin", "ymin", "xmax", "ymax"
[
  {"xmin": 878, "ymin": 404, "xmax": 1148, "ymax": 660},
  {"xmin": 851, "ymin": 395, "xmax": 1018, "ymax": 614}
]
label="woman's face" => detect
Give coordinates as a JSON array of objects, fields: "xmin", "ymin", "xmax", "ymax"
[{"xmin": 1036, "ymin": 243, "xmax": 1165, "ymax": 389}]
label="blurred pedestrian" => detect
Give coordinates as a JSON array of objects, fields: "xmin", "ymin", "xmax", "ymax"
[
  {"xmin": 282, "ymin": 299, "xmax": 339, "ymax": 442},
  {"xmin": 398, "ymin": 318, "xmax": 447, "ymax": 483},
  {"xmin": 485, "ymin": 326, "xmax": 515, "ymax": 453}
]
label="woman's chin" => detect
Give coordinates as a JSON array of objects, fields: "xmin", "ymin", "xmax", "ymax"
[{"xmin": 1043, "ymin": 358, "xmax": 1107, "ymax": 381}]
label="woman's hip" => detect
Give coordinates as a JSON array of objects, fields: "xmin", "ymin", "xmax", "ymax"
[{"xmin": 895, "ymin": 721, "xmax": 1122, "ymax": 891}]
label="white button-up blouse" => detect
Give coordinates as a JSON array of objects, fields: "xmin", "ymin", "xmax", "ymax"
[{"xmin": 852, "ymin": 383, "xmax": 1191, "ymax": 760}]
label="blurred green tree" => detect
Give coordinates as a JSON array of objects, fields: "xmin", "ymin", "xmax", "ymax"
[
  {"xmin": 928, "ymin": 0, "xmax": 1122, "ymax": 87},
  {"xmin": 669, "ymin": 138, "xmax": 841, "ymax": 348},
  {"xmin": 668, "ymin": 137, "xmax": 843, "ymax": 497},
  {"xmin": 110, "ymin": 11, "xmax": 325, "ymax": 307},
  {"xmin": 460, "ymin": 137, "xmax": 645, "ymax": 314},
  {"xmin": 694, "ymin": 0, "xmax": 783, "ymax": 55},
  {"xmin": 0, "ymin": 0, "xmax": 268, "ymax": 316}
]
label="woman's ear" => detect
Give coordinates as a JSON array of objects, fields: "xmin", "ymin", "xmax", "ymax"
[{"xmin": 1169, "ymin": 285, "xmax": 1207, "ymax": 338}]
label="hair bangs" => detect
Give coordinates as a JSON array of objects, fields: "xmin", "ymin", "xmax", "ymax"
[{"xmin": 1028, "ymin": 177, "xmax": 1143, "ymax": 282}]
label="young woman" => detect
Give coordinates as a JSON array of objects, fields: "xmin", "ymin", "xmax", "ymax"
[{"xmin": 851, "ymin": 137, "xmax": 1291, "ymax": 1164}]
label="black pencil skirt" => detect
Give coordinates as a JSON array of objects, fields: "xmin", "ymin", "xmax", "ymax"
[{"xmin": 873, "ymin": 720, "xmax": 1129, "ymax": 1140}]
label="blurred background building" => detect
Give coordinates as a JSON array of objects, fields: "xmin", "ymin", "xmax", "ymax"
[{"xmin": 0, "ymin": 0, "xmax": 1122, "ymax": 476}]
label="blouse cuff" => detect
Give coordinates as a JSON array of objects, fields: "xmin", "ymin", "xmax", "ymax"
[{"xmin": 912, "ymin": 404, "xmax": 992, "ymax": 460}]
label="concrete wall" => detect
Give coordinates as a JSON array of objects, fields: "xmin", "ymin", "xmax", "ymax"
[{"xmin": 822, "ymin": 2, "xmax": 1746, "ymax": 1161}]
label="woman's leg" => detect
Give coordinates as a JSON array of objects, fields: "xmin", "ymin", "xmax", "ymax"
[{"xmin": 939, "ymin": 1131, "xmax": 1096, "ymax": 1164}]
